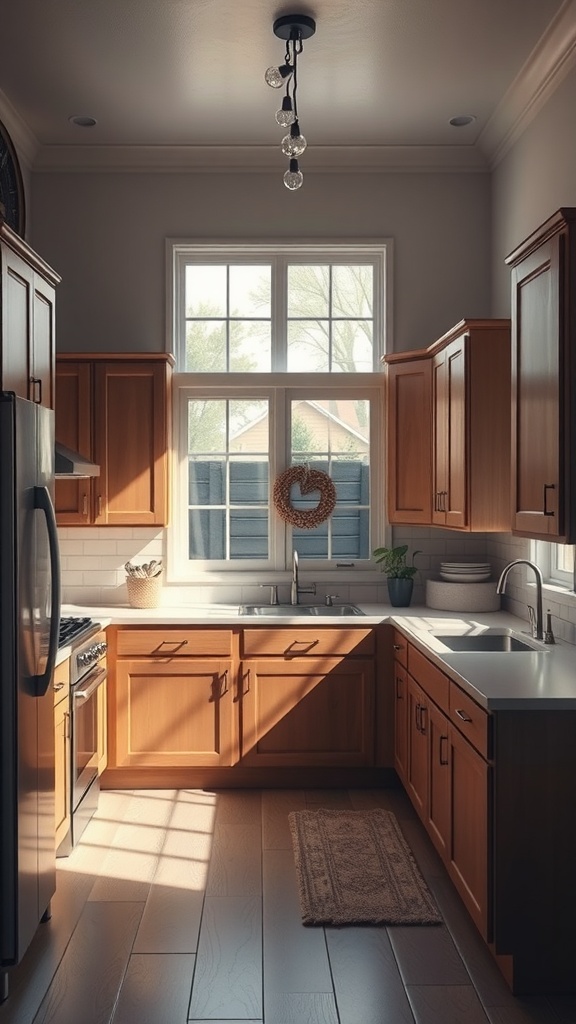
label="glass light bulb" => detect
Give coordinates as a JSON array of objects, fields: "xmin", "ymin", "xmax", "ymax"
[
  {"xmin": 275, "ymin": 106, "xmax": 295, "ymax": 127},
  {"xmin": 281, "ymin": 131, "xmax": 307, "ymax": 157},
  {"xmin": 264, "ymin": 63, "xmax": 292, "ymax": 88},
  {"xmin": 284, "ymin": 167, "xmax": 303, "ymax": 190}
]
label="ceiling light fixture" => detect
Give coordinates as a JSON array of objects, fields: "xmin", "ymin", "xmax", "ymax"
[{"xmin": 265, "ymin": 14, "xmax": 316, "ymax": 190}]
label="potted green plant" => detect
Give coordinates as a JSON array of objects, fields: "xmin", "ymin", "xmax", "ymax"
[{"xmin": 372, "ymin": 544, "xmax": 422, "ymax": 607}]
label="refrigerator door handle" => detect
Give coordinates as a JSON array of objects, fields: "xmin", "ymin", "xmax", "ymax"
[{"xmin": 33, "ymin": 486, "xmax": 61, "ymax": 697}]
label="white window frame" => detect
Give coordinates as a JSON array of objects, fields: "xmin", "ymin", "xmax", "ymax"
[
  {"xmin": 168, "ymin": 375, "xmax": 384, "ymax": 583},
  {"xmin": 165, "ymin": 240, "xmax": 391, "ymax": 584},
  {"xmin": 166, "ymin": 239, "xmax": 392, "ymax": 372},
  {"xmin": 533, "ymin": 541, "xmax": 575, "ymax": 592}
]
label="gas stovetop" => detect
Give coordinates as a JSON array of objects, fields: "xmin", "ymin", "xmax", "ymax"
[{"xmin": 58, "ymin": 616, "xmax": 96, "ymax": 649}]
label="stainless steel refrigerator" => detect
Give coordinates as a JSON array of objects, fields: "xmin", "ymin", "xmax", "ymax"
[{"xmin": 0, "ymin": 393, "xmax": 61, "ymax": 996}]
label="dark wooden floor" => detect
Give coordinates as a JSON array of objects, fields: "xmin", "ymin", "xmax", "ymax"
[{"xmin": 1, "ymin": 785, "xmax": 576, "ymax": 1024}]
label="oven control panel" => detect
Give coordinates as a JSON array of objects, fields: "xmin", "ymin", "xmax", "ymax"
[{"xmin": 73, "ymin": 630, "xmax": 107, "ymax": 685}]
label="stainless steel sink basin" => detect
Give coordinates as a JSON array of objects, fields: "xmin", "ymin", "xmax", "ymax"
[
  {"xmin": 238, "ymin": 604, "xmax": 365, "ymax": 617},
  {"xmin": 430, "ymin": 628, "xmax": 547, "ymax": 653},
  {"xmin": 437, "ymin": 634, "xmax": 535, "ymax": 652}
]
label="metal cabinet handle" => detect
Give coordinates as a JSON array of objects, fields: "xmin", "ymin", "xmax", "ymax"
[
  {"xmin": 53, "ymin": 681, "xmax": 65, "ymax": 692},
  {"xmin": 395, "ymin": 675, "xmax": 403, "ymax": 698},
  {"xmin": 543, "ymin": 483, "xmax": 556, "ymax": 516},
  {"xmin": 419, "ymin": 704, "xmax": 428, "ymax": 734},
  {"xmin": 439, "ymin": 734, "xmax": 449, "ymax": 765},
  {"xmin": 82, "ymin": 493, "xmax": 89, "ymax": 517},
  {"xmin": 64, "ymin": 710, "xmax": 70, "ymax": 740},
  {"xmin": 455, "ymin": 708, "xmax": 473, "ymax": 723},
  {"xmin": 29, "ymin": 377, "xmax": 42, "ymax": 404},
  {"xmin": 97, "ymin": 494, "xmax": 103, "ymax": 516},
  {"xmin": 393, "ymin": 643, "xmax": 403, "ymax": 651}
]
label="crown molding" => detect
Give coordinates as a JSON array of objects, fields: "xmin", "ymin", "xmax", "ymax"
[
  {"xmin": 478, "ymin": 0, "xmax": 576, "ymax": 166},
  {"xmin": 33, "ymin": 143, "xmax": 488, "ymax": 173}
]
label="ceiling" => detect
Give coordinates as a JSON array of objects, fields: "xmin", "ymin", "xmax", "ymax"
[{"xmin": 1, "ymin": 0, "xmax": 574, "ymax": 171}]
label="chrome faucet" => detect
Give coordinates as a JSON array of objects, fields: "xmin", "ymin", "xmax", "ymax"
[
  {"xmin": 496, "ymin": 559, "xmax": 549, "ymax": 642},
  {"xmin": 290, "ymin": 550, "xmax": 316, "ymax": 605}
]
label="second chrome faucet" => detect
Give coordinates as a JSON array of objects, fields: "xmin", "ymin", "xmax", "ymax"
[{"xmin": 496, "ymin": 559, "xmax": 555, "ymax": 643}]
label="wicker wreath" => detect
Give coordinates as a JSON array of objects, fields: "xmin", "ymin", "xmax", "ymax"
[{"xmin": 273, "ymin": 465, "xmax": 337, "ymax": 530}]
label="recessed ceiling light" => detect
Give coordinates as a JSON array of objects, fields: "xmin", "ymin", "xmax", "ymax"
[
  {"xmin": 69, "ymin": 115, "xmax": 98, "ymax": 128},
  {"xmin": 449, "ymin": 115, "xmax": 476, "ymax": 128}
]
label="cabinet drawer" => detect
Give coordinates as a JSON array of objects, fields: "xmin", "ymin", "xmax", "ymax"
[
  {"xmin": 116, "ymin": 628, "xmax": 232, "ymax": 657},
  {"xmin": 392, "ymin": 629, "xmax": 408, "ymax": 667},
  {"xmin": 407, "ymin": 645, "xmax": 449, "ymax": 714},
  {"xmin": 53, "ymin": 659, "xmax": 70, "ymax": 705},
  {"xmin": 449, "ymin": 682, "xmax": 490, "ymax": 759},
  {"xmin": 241, "ymin": 627, "xmax": 374, "ymax": 658}
]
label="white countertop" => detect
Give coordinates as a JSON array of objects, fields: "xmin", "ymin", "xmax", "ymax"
[{"xmin": 59, "ymin": 602, "xmax": 576, "ymax": 711}]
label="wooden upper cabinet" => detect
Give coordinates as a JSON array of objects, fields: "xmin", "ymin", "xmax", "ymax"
[
  {"xmin": 1, "ymin": 219, "xmax": 60, "ymax": 409},
  {"xmin": 505, "ymin": 208, "xmax": 576, "ymax": 541},
  {"xmin": 385, "ymin": 356, "xmax": 432, "ymax": 524},
  {"xmin": 55, "ymin": 354, "xmax": 173, "ymax": 526},
  {"xmin": 385, "ymin": 319, "xmax": 511, "ymax": 532}
]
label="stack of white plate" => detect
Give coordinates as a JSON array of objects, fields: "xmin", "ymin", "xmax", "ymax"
[{"xmin": 440, "ymin": 561, "xmax": 491, "ymax": 582}]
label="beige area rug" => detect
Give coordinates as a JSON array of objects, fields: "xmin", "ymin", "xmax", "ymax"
[{"xmin": 288, "ymin": 808, "xmax": 442, "ymax": 926}]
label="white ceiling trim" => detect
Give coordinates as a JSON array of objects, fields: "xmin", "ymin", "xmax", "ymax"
[
  {"xmin": 478, "ymin": 0, "xmax": 576, "ymax": 166},
  {"xmin": 33, "ymin": 143, "xmax": 488, "ymax": 174}
]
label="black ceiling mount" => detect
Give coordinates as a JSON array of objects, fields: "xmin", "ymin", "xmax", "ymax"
[{"xmin": 273, "ymin": 14, "xmax": 316, "ymax": 40}]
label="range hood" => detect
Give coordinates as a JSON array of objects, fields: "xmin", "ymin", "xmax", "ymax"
[{"xmin": 55, "ymin": 442, "xmax": 100, "ymax": 478}]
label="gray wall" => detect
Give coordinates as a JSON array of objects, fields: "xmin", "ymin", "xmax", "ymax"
[{"xmin": 29, "ymin": 169, "xmax": 491, "ymax": 356}]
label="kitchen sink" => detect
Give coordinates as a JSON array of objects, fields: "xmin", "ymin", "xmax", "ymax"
[
  {"xmin": 430, "ymin": 628, "xmax": 547, "ymax": 653},
  {"xmin": 238, "ymin": 604, "xmax": 365, "ymax": 617}
]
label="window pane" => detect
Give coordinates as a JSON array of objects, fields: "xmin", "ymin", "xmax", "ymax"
[
  {"xmin": 229, "ymin": 265, "xmax": 271, "ymax": 317},
  {"xmin": 186, "ymin": 321, "xmax": 227, "ymax": 372},
  {"xmin": 188, "ymin": 400, "xmax": 226, "ymax": 452},
  {"xmin": 186, "ymin": 265, "xmax": 227, "ymax": 316},
  {"xmin": 229, "ymin": 321, "xmax": 271, "ymax": 372},
  {"xmin": 287, "ymin": 321, "xmax": 329, "ymax": 372},
  {"xmin": 288, "ymin": 265, "xmax": 329, "ymax": 317},
  {"xmin": 186, "ymin": 397, "xmax": 270, "ymax": 562},
  {"xmin": 290, "ymin": 399, "xmax": 370, "ymax": 560},
  {"xmin": 332, "ymin": 265, "xmax": 373, "ymax": 317},
  {"xmin": 332, "ymin": 321, "xmax": 373, "ymax": 372}
]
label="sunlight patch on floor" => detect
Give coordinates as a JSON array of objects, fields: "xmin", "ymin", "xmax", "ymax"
[{"xmin": 57, "ymin": 789, "xmax": 218, "ymax": 891}]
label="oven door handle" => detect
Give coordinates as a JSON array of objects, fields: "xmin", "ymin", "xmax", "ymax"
[{"xmin": 73, "ymin": 666, "xmax": 107, "ymax": 703}]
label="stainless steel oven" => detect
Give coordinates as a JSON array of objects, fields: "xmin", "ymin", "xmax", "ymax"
[{"xmin": 57, "ymin": 622, "xmax": 107, "ymax": 854}]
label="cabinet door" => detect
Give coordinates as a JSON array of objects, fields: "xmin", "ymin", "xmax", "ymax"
[
  {"xmin": 386, "ymin": 359, "xmax": 432, "ymax": 524},
  {"xmin": 112, "ymin": 658, "xmax": 233, "ymax": 767},
  {"xmin": 54, "ymin": 695, "xmax": 71, "ymax": 851},
  {"xmin": 448, "ymin": 723, "xmax": 490, "ymax": 940},
  {"xmin": 433, "ymin": 339, "xmax": 467, "ymax": 528},
  {"xmin": 1, "ymin": 245, "xmax": 32, "ymax": 401},
  {"xmin": 427, "ymin": 702, "xmax": 450, "ymax": 860},
  {"xmin": 393, "ymin": 661, "xmax": 408, "ymax": 784},
  {"xmin": 55, "ymin": 361, "xmax": 93, "ymax": 523},
  {"xmin": 240, "ymin": 658, "xmax": 375, "ymax": 767},
  {"xmin": 93, "ymin": 361, "xmax": 169, "ymax": 526},
  {"xmin": 30, "ymin": 273, "xmax": 56, "ymax": 409},
  {"xmin": 406, "ymin": 675, "xmax": 428, "ymax": 818},
  {"xmin": 510, "ymin": 238, "xmax": 561, "ymax": 538}
]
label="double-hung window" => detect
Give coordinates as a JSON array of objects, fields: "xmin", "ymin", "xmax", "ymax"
[{"xmin": 168, "ymin": 242, "xmax": 390, "ymax": 580}]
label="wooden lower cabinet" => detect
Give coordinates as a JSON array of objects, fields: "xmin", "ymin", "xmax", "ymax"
[
  {"xmin": 426, "ymin": 701, "xmax": 450, "ymax": 862},
  {"xmin": 406, "ymin": 675, "xmax": 428, "ymax": 817},
  {"xmin": 401, "ymin": 642, "xmax": 490, "ymax": 941},
  {"xmin": 447, "ymin": 723, "xmax": 489, "ymax": 938},
  {"xmin": 105, "ymin": 625, "xmax": 380, "ymax": 782},
  {"xmin": 113, "ymin": 658, "xmax": 234, "ymax": 767},
  {"xmin": 393, "ymin": 661, "xmax": 408, "ymax": 784},
  {"xmin": 239, "ymin": 657, "xmax": 375, "ymax": 767}
]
